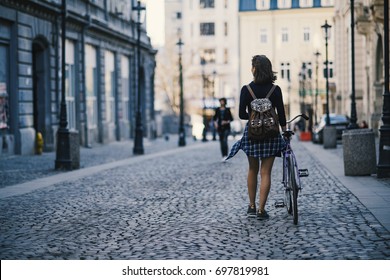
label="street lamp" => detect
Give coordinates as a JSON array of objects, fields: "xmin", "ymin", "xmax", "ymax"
[
  {"xmin": 299, "ymin": 62, "xmax": 307, "ymax": 116},
  {"xmin": 321, "ymin": 20, "xmax": 331, "ymax": 127},
  {"xmin": 201, "ymin": 57, "xmax": 208, "ymax": 142},
  {"xmin": 314, "ymin": 50, "xmax": 321, "ymax": 125},
  {"xmin": 133, "ymin": 0, "xmax": 146, "ymax": 155},
  {"xmin": 177, "ymin": 37, "xmax": 186, "ymax": 147},
  {"xmin": 212, "ymin": 70, "xmax": 217, "ymax": 141},
  {"xmin": 377, "ymin": 0, "xmax": 390, "ymax": 178},
  {"xmin": 348, "ymin": 0, "xmax": 359, "ymax": 129},
  {"xmin": 55, "ymin": 0, "xmax": 71, "ymax": 170}
]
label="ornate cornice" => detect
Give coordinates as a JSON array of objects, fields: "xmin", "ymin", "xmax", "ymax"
[{"xmin": 0, "ymin": 0, "xmax": 60, "ymax": 22}]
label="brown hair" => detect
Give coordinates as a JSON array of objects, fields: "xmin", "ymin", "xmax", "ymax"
[{"xmin": 251, "ymin": 55, "xmax": 277, "ymax": 84}]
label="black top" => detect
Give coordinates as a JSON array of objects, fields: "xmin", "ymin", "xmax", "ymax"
[
  {"xmin": 239, "ymin": 81, "xmax": 287, "ymax": 127},
  {"xmin": 213, "ymin": 107, "xmax": 233, "ymax": 131}
]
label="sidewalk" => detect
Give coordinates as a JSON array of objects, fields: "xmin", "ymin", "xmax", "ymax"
[{"xmin": 301, "ymin": 139, "xmax": 390, "ymax": 232}]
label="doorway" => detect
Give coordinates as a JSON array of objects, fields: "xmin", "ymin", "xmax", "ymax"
[{"xmin": 32, "ymin": 38, "xmax": 53, "ymax": 152}]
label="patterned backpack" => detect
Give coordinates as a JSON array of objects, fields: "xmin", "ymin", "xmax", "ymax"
[{"xmin": 246, "ymin": 84, "xmax": 279, "ymax": 141}]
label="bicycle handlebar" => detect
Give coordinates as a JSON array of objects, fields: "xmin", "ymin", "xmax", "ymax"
[{"xmin": 286, "ymin": 114, "xmax": 309, "ymax": 124}]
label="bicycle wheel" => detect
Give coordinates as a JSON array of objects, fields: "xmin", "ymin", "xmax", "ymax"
[
  {"xmin": 284, "ymin": 158, "xmax": 292, "ymax": 214},
  {"xmin": 289, "ymin": 156, "xmax": 299, "ymax": 224}
]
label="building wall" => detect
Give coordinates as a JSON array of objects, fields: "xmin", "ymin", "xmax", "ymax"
[
  {"xmin": 164, "ymin": 0, "xmax": 240, "ymax": 120},
  {"xmin": 239, "ymin": 0, "xmax": 335, "ymax": 126},
  {"xmin": 0, "ymin": 0, "xmax": 156, "ymax": 156}
]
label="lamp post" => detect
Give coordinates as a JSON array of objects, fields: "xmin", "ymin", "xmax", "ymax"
[
  {"xmin": 133, "ymin": 0, "xmax": 145, "ymax": 155},
  {"xmin": 348, "ymin": 0, "xmax": 359, "ymax": 129},
  {"xmin": 321, "ymin": 20, "xmax": 337, "ymax": 149},
  {"xmin": 321, "ymin": 20, "xmax": 331, "ymax": 127},
  {"xmin": 55, "ymin": 0, "xmax": 71, "ymax": 170},
  {"xmin": 201, "ymin": 58, "xmax": 207, "ymax": 142},
  {"xmin": 314, "ymin": 50, "xmax": 321, "ymax": 126},
  {"xmin": 177, "ymin": 38, "xmax": 186, "ymax": 147},
  {"xmin": 377, "ymin": 0, "xmax": 390, "ymax": 178},
  {"xmin": 212, "ymin": 70, "xmax": 217, "ymax": 141},
  {"xmin": 299, "ymin": 62, "xmax": 307, "ymax": 116}
]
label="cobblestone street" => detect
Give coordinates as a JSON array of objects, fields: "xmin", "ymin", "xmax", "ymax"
[{"xmin": 0, "ymin": 139, "xmax": 389, "ymax": 260}]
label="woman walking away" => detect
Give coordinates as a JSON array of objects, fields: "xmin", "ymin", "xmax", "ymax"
[
  {"xmin": 213, "ymin": 97, "xmax": 233, "ymax": 160},
  {"xmin": 225, "ymin": 55, "xmax": 287, "ymax": 220}
]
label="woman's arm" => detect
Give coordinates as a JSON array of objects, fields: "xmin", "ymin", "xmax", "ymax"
[
  {"xmin": 239, "ymin": 87, "xmax": 249, "ymax": 120},
  {"xmin": 275, "ymin": 87, "xmax": 287, "ymax": 128}
]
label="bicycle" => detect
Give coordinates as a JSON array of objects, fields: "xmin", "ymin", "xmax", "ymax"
[{"xmin": 275, "ymin": 114, "xmax": 309, "ymax": 225}]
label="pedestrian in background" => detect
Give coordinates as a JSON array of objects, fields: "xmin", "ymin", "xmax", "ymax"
[
  {"xmin": 213, "ymin": 97, "xmax": 233, "ymax": 160},
  {"xmin": 226, "ymin": 55, "xmax": 287, "ymax": 220}
]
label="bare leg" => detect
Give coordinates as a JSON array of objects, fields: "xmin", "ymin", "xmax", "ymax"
[
  {"xmin": 259, "ymin": 157, "xmax": 275, "ymax": 211},
  {"xmin": 247, "ymin": 156, "xmax": 259, "ymax": 206}
]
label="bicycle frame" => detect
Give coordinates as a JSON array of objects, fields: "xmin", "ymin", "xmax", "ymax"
[
  {"xmin": 277, "ymin": 113, "xmax": 309, "ymax": 224},
  {"xmin": 282, "ymin": 137, "xmax": 302, "ymax": 192}
]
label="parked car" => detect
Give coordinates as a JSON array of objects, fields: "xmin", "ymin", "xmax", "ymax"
[{"xmin": 312, "ymin": 114, "xmax": 349, "ymax": 144}]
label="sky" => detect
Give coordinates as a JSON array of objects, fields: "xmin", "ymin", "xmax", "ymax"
[{"xmin": 144, "ymin": 0, "xmax": 165, "ymax": 47}]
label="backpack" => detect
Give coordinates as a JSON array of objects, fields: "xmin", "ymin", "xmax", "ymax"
[{"xmin": 246, "ymin": 84, "xmax": 279, "ymax": 141}]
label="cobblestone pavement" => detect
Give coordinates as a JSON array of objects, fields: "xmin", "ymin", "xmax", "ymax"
[
  {"xmin": 0, "ymin": 136, "xmax": 198, "ymax": 188},
  {"xmin": 0, "ymin": 138, "xmax": 389, "ymax": 260}
]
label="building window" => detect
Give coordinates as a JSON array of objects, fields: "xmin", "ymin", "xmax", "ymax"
[
  {"xmin": 85, "ymin": 44, "xmax": 98, "ymax": 129},
  {"xmin": 176, "ymin": 12, "xmax": 182, "ymax": 19},
  {"xmin": 200, "ymin": 22, "xmax": 215, "ymax": 36},
  {"xmin": 200, "ymin": 49, "xmax": 216, "ymax": 64},
  {"xmin": 306, "ymin": 62, "xmax": 313, "ymax": 79},
  {"xmin": 260, "ymin": 28, "xmax": 267, "ymax": 43},
  {"xmin": 224, "ymin": 0, "xmax": 228, "ymax": 8},
  {"xmin": 224, "ymin": 22, "xmax": 228, "ymax": 36},
  {"xmin": 278, "ymin": 0, "xmax": 291, "ymax": 8},
  {"xmin": 303, "ymin": 27, "xmax": 310, "ymax": 42},
  {"xmin": 121, "ymin": 55, "xmax": 130, "ymax": 123},
  {"xmin": 280, "ymin": 62, "xmax": 291, "ymax": 80},
  {"xmin": 323, "ymin": 61, "xmax": 333, "ymax": 78},
  {"xmin": 256, "ymin": 0, "xmax": 269, "ymax": 10},
  {"xmin": 281, "ymin": 28, "xmax": 289, "ymax": 42},
  {"xmin": 65, "ymin": 40, "xmax": 76, "ymax": 130},
  {"xmin": 200, "ymin": 0, "xmax": 214, "ymax": 9},
  {"xmin": 105, "ymin": 50, "xmax": 116, "ymax": 123},
  {"xmin": 300, "ymin": 0, "xmax": 313, "ymax": 7},
  {"xmin": 0, "ymin": 43, "xmax": 9, "ymax": 131}
]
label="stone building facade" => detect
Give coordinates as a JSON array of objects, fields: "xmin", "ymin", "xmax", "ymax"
[
  {"xmin": 0, "ymin": 0, "xmax": 156, "ymax": 156},
  {"xmin": 334, "ymin": 0, "xmax": 388, "ymax": 134},
  {"xmin": 164, "ymin": 0, "xmax": 240, "ymax": 118}
]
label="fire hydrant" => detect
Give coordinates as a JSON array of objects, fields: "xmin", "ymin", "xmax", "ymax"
[{"xmin": 36, "ymin": 132, "xmax": 44, "ymax": 155}]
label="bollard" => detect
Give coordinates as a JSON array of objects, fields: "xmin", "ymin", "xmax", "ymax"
[
  {"xmin": 342, "ymin": 128, "xmax": 376, "ymax": 176},
  {"xmin": 36, "ymin": 132, "xmax": 44, "ymax": 155}
]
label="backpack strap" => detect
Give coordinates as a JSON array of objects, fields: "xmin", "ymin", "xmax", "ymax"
[
  {"xmin": 246, "ymin": 84, "xmax": 277, "ymax": 100},
  {"xmin": 266, "ymin": 85, "xmax": 277, "ymax": 98},
  {"xmin": 246, "ymin": 85, "xmax": 256, "ymax": 100}
]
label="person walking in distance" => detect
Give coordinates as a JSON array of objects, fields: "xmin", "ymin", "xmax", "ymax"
[
  {"xmin": 226, "ymin": 55, "xmax": 287, "ymax": 220},
  {"xmin": 214, "ymin": 97, "xmax": 233, "ymax": 160}
]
